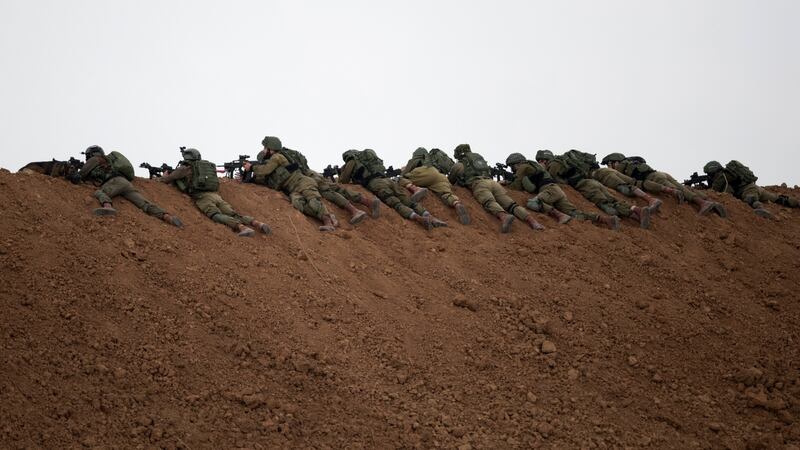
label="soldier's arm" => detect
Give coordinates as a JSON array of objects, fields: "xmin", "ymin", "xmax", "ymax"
[
  {"xmin": 338, "ymin": 160, "xmax": 356, "ymax": 184},
  {"xmin": 547, "ymin": 162, "xmax": 567, "ymax": 184},
  {"xmin": 447, "ymin": 162, "xmax": 464, "ymax": 185},
  {"xmin": 508, "ymin": 165, "xmax": 532, "ymax": 190},
  {"xmin": 401, "ymin": 157, "xmax": 418, "ymax": 176},
  {"xmin": 157, "ymin": 165, "xmax": 191, "ymax": 183},
  {"xmin": 261, "ymin": 154, "xmax": 287, "ymax": 176},
  {"xmin": 76, "ymin": 156, "xmax": 103, "ymax": 182}
]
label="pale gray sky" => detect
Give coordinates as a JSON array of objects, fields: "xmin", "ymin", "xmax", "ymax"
[{"xmin": 1, "ymin": 0, "xmax": 798, "ymax": 184}]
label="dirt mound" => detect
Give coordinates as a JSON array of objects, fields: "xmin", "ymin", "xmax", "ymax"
[{"xmin": 1, "ymin": 169, "xmax": 799, "ymax": 449}]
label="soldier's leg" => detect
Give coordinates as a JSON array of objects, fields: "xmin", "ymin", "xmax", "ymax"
[
  {"xmin": 368, "ymin": 178, "xmax": 415, "ymax": 218},
  {"xmin": 740, "ymin": 183, "xmax": 762, "ymax": 207},
  {"xmin": 196, "ymin": 192, "xmax": 244, "ymax": 229},
  {"xmin": 94, "ymin": 176, "xmax": 130, "ymax": 205},
  {"xmin": 533, "ymin": 184, "xmax": 572, "ymax": 224},
  {"xmin": 471, "ymin": 179, "xmax": 504, "ymax": 215},
  {"xmin": 116, "ymin": 179, "xmax": 166, "ymax": 218},
  {"xmin": 491, "ymin": 182, "xmax": 544, "ymax": 229},
  {"xmin": 757, "ymin": 187, "xmax": 780, "ymax": 204}
]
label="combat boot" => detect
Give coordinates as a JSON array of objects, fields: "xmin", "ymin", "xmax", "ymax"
[
  {"xmin": 93, "ymin": 202, "xmax": 117, "ymax": 216},
  {"xmin": 162, "ymin": 213, "xmax": 183, "ymax": 227},
  {"xmin": 598, "ymin": 214, "xmax": 620, "ymax": 231},
  {"xmin": 423, "ymin": 211, "xmax": 448, "ymax": 228},
  {"xmin": 408, "ymin": 185, "xmax": 429, "ymax": 203},
  {"xmin": 251, "ymin": 220, "xmax": 272, "ymax": 234},
  {"xmin": 345, "ymin": 202, "xmax": 367, "ymax": 225},
  {"xmin": 633, "ymin": 187, "xmax": 662, "ymax": 213},
  {"xmin": 410, "ymin": 212, "xmax": 432, "ymax": 230},
  {"xmin": 454, "ymin": 201, "xmax": 470, "ymax": 225},
  {"xmin": 319, "ymin": 214, "xmax": 336, "ymax": 232},
  {"xmin": 694, "ymin": 198, "xmax": 717, "ymax": 216},
  {"xmin": 495, "ymin": 211, "xmax": 515, "ymax": 233},
  {"xmin": 661, "ymin": 186, "xmax": 684, "ymax": 203},
  {"xmin": 548, "ymin": 209, "xmax": 572, "ymax": 225},
  {"xmin": 236, "ymin": 224, "xmax": 256, "ymax": 237},
  {"xmin": 751, "ymin": 202, "xmax": 773, "ymax": 219},
  {"xmin": 525, "ymin": 215, "xmax": 545, "ymax": 231},
  {"xmin": 631, "ymin": 206, "xmax": 651, "ymax": 229},
  {"xmin": 712, "ymin": 203, "xmax": 727, "ymax": 218},
  {"xmin": 359, "ymin": 195, "xmax": 381, "ymax": 218},
  {"xmin": 330, "ymin": 214, "xmax": 340, "ymax": 227}
]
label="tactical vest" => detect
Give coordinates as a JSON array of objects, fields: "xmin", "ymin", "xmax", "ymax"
[
  {"xmin": 279, "ymin": 148, "xmax": 310, "ymax": 173},
  {"xmin": 553, "ymin": 155, "xmax": 588, "ymax": 187},
  {"xmin": 460, "ymin": 152, "xmax": 491, "ymax": 185},
  {"xmin": 425, "ymin": 149, "xmax": 455, "ymax": 175},
  {"xmin": 106, "ymin": 151, "xmax": 135, "ymax": 181},
  {"xmin": 188, "ymin": 160, "xmax": 219, "ymax": 193},
  {"xmin": 521, "ymin": 161, "xmax": 555, "ymax": 191},
  {"xmin": 725, "ymin": 160, "xmax": 757, "ymax": 186},
  {"xmin": 619, "ymin": 160, "xmax": 654, "ymax": 181},
  {"xmin": 352, "ymin": 149, "xmax": 386, "ymax": 184}
]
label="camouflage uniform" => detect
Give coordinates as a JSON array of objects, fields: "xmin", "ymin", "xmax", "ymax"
[
  {"xmin": 78, "ymin": 154, "xmax": 169, "ymax": 219},
  {"xmin": 508, "ymin": 160, "xmax": 599, "ymax": 222},
  {"xmin": 706, "ymin": 163, "xmax": 799, "ymax": 215},
  {"xmin": 590, "ymin": 167, "xmax": 662, "ymax": 211},
  {"xmin": 340, "ymin": 156, "xmax": 424, "ymax": 220},
  {"xmin": 399, "ymin": 147, "xmax": 470, "ymax": 224}
]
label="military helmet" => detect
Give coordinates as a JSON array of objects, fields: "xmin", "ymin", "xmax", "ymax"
[
  {"xmin": 84, "ymin": 145, "xmax": 104, "ymax": 160},
  {"xmin": 505, "ymin": 153, "xmax": 526, "ymax": 166},
  {"xmin": 535, "ymin": 149, "xmax": 554, "ymax": 161},
  {"xmin": 413, "ymin": 147, "xmax": 428, "ymax": 158},
  {"xmin": 601, "ymin": 152, "xmax": 626, "ymax": 165},
  {"xmin": 261, "ymin": 136, "xmax": 283, "ymax": 150},
  {"xmin": 453, "ymin": 143, "xmax": 471, "ymax": 159},
  {"xmin": 703, "ymin": 160, "xmax": 723, "ymax": 174},
  {"xmin": 342, "ymin": 149, "xmax": 359, "ymax": 162},
  {"xmin": 181, "ymin": 147, "xmax": 201, "ymax": 161}
]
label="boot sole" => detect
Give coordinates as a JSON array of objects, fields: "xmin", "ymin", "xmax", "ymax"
[
  {"xmin": 319, "ymin": 226, "xmax": 336, "ymax": 232},
  {"xmin": 455, "ymin": 204, "xmax": 471, "ymax": 225},
  {"xmin": 713, "ymin": 204, "xmax": 727, "ymax": 218},
  {"xmin": 93, "ymin": 207, "xmax": 117, "ymax": 216},
  {"xmin": 501, "ymin": 216, "xmax": 515, "ymax": 233},
  {"xmin": 639, "ymin": 208, "xmax": 651, "ymax": 229},
  {"xmin": 260, "ymin": 225, "xmax": 272, "ymax": 235},
  {"xmin": 371, "ymin": 199, "xmax": 381, "ymax": 219},
  {"xmin": 238, "ymin": 230, "xmax": 255, "ymax": 237},
  {"xmin": 648, "ymin": 199, "xmax": 662, "ymax": 214},
  {"xmin": 754, "ymin": 208, "xmax": 773, "ymax": 219},
  {"xmin": 349, "ymin": 211, "xmax": 367, "ymax": 225}
]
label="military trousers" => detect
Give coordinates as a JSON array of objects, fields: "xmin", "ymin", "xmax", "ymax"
[
  {"xmin": 574, "ymin": 178, "xmax": 632, "ymax": 217},
  {"xmin": 400, "ymin": 166, "xmax": 459, "ymax": 206},
  {"xmin": 284, "ymin": 174, "xmax": 330, "ymax": 221},
  {"xmin": 193, "ymin": 191, "xmax": 254, "ymax": 230},
  {"xmin": 95, "ymin": 176, "xmax": 165, "ymax": 218},
  {"xmin": 533, "ymin": 183, "xmax": 599, "ymax": 221},
  {"xmin": 644, "ymin": 172, "xmax": 703, "ymax": 202},
  {"xmin": 470, "ymin": 178, "xmax": 529, "ymax": 220},
  {"xmin": 366, "ymin": 177, "xmax": 426, "ymax": 219}
]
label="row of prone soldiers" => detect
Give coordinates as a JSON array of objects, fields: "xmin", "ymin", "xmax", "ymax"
[{"xmin": 55, "ymin": 138, "xmax": 799, "ymax": 236}]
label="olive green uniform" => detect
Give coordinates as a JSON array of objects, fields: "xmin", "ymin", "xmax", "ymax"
[
  {"xmin": 546, "ymin": 159, "xmax": 634, "ymax": 217},
  {"xmin": 159, "ymin": 164, "xmax": 257, "ymax": 230},
  {"xmin": 709, "ymin": 171, "xmax": 798, "ymax": 208},
  {"xmin": 78, "ymin": 155, "xmax": 166, "ymax": 218},
  {"xmin": 509, "ymin": 161, "xmax": 599, "ymax": 221},
  {"xmin": 399, "ymin": 154, "xmax": 459, "ymax": 206},
  {"xmin": 591, "ymin": 167, "xmax": 666, "ymax": 197},
  {"xmin": 339, "ymin": 159, "xmax": 425, "ymax": 219},
  {"xmin": 449, "ymin": 160, "xmax": 530, "ymax": 221},
  {"xmin": 615, "ymin": 160, "xmax": 702, "ymax": 202},
  {"xmin": 252, "ymin": 153, "xmax": 330, "ymax": 221}
]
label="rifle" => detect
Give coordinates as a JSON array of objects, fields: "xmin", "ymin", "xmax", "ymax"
[
  {"xmin": 139, "ymin": 162, "xmax": 174, "ymax": 179},
  {"xmin": 683, "ymin": 172, "xmax": 709, "ymax": 189},
  {"xmin": 385, "ymin": 166, "xmax": 402, "ymax": 178},
  {"xmin": 218, "ymin": 154, "xmax": 260, "ymax": 179},
  {"xmin": 322, "ymin": 164, "xmax": 341, "ymax": 181},
  {"xmin": 490, "ymin": 163, "xmax": 515, "ymax": 183}
]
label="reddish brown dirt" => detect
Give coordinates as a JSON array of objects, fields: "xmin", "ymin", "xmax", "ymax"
[{"xmin": 1, "ymin": 168, "xmax": 799, "ymax": 449}]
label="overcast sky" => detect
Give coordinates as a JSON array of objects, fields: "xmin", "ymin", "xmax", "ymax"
[{"xmin": 1, "ymin": 0, "xmax": 798, "ymax": 184}]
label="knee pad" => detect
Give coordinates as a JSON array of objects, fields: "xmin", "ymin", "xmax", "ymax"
[
  {"xmin": 527, "ymin": 197, "xmax": 543, "ymax": 212},
  {"xmin": 507, "ymin": 202, "xmax": 519, "ymax": 214},
  {"xmin": 599, "ymin": 203, "xmax": 617, "ymax": 216},
  {"xmin": 617, "ymin": 185, "xmax": 632, "ymax": 196}
]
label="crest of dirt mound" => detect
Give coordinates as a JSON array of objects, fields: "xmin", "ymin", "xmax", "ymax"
[{"xmin": 1, "ymin": 169, "xmax": 799, "ymax": 448}]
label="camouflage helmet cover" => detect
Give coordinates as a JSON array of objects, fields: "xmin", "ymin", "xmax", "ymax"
[
  {"xmin": 342, "ymin": 149, "xmax": 359, "ymax": 162},
  {"xmin": 261, "ymin": 136, "xmax": 283, "ymax": 150},
  {"xmin": 505, "ymin": 152, "xmax": 526, "ymax": 166},
  {"xmin": 453, "ymin": 143, "xmax": 471, "ymax": 159},
  {"xmin": 601, "ymin": 152, "xmax": 626, "ymax": 165},
  {"xmin": 535, "ymin": 149, "xmax": 554, "ymax": 161},
  {"xmin": 84, "ymin": 145, "xmax": 105, "ymax": 160},
  {"xmin": 703, "ymin": 160, "xmax": 723, "ymax": 174},
  {"xmin": 181, "ymin": 147, "xmax": 201, "ymax": 161},
  {"xmin": 413, "ymin": 147, "xmax": 428, "ymax": 158}
]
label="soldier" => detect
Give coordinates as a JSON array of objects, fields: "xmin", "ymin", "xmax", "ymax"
[
  {"xmin": 70, "ymin": 145, "xmax": 182, "ymax": 226},
  {"xmin": 338, "ymin": 149, "xmax": 447, "ymax": 229},
  {"xmin": 243, "ymin": 138, "xmax": 337, "ymax": 232},
  {"xmin": 156, "ymin": 148, "xmax": 271, "ymax": 237},
  {"xmin": 256, "ymin": 136, "xmax": 380, "ymax": 224},
  {"xmin": 588, "ymin": 162, "xmax": 663, "ymax": 212},
  {"xmin": 448, "ymin": 144, "xmax": 545, "ymax": 233},
  {"xmin": 703, "ymin": 160, "xmax": 798, "ymax": 218},
  {"xmin": 536, "ymin": 149, "xmax": 651, "ymax": 229},
  {"xmin": 399, "ymin": 147, "xmax": 471, "ymax": 225},
  {"xmin": 504, "ymin": 153, "xmax": 620, "ymax": 230},
  {"xmin": 602, "ymin": 153, "xmax": 726, "ymax": 217}
]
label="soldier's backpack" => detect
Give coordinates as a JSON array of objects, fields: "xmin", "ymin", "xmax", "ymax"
[
  {"xmin": 625, "ymin": 159, "xmax": 655, "ymax": 180},
  {"xmin": 106, "ymin": 151, "xmax": 135, "ymax": 181},
  {"xmin": 557, "ymin": 150, "xmax": 598, "ymax": 185},
  {"xmin": 189, "ymin": 160, "xmax": 220, "ymax": 192},
  {"xmin": 426, "ymin": 148, "xmax": 455, "ymax": 174},
  {"xmin": 354, "ymin": 149, "xmax": 387, "ymax": 180},
  {"xmin": 460, "ymin": 152, "xmax": 491, "ymax": 183},
  {"xmin": 628, "ymin": 156, "xmax": 647, "ymax": 164},
  {"xmin": 725, "ymin": 160, "xmax": 757, "ymax": 185},
  {"xmin": 279, "ymin": 148, "xmax": 310, "ymax": 173}
]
